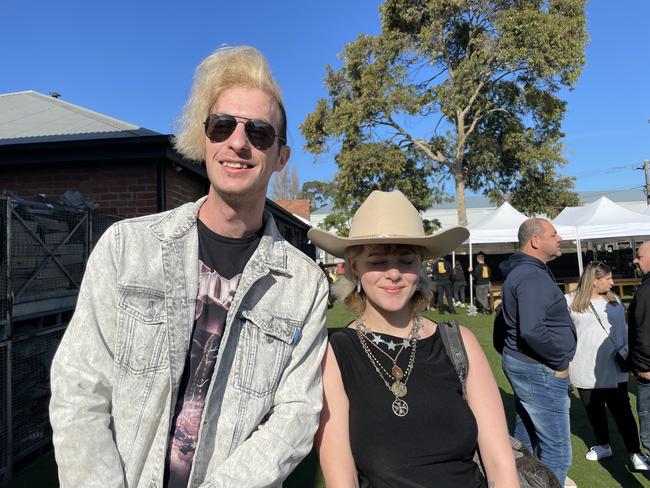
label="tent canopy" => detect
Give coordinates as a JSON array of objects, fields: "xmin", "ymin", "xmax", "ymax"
[
  {"xmin": 465, "ymin": 201, "xmax": 529, "ymax": 244},
  {"xmin": 552, "ymin": 196, "xmax": 650, "ymax": 240},
  {"xmin": 465, "ymin": 201, "xmax": 574, "ymax": 245}
]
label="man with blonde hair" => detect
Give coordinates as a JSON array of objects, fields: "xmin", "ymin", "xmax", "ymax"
[
  {"xmin": 498, "ymin": 218, "xmax": 577, "ymax": 487},
  {"xmin": 50, "ymin": 46, "xmax": 329, "ymax": 487}
]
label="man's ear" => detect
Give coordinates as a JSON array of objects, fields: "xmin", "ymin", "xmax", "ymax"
[
  {"xmin": 530, "ymin": 235, "xmax": 540, "ymax": 250},
  {"xmin": 274, "ymin": 145, "xmax": 291, "ymax": 172}
]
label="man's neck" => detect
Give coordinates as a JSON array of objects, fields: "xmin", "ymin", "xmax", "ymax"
[
  {"xmin": 519, "ymin": 248, "xmax": 548, "ymax": 264},
  {"xmin": 198, "ymin": 189, "xmax": 265, "ymax": 238}
]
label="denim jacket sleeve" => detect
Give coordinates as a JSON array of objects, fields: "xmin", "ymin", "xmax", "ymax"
[
  {"xmin": 203, "ymin": 276, "xmax": 329, "ymax": 488},
  {"xmin": 49, "ymin": 225, "xmax": 126, "ymax": 487}
]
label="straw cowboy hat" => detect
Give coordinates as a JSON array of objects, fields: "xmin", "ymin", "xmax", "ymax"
[{"xmin": 308, "ymin": 190, "xmax": 469, "ymax": 258}]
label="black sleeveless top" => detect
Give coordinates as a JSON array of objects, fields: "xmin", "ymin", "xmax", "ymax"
[{"xmin": 329, "ymin": 327, "xmax": 486, "ymax": 488}]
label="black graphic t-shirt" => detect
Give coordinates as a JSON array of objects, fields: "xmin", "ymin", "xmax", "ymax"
[{"xmin": 164, "ymin": 219, "xmax": 262, "ymax": 487}]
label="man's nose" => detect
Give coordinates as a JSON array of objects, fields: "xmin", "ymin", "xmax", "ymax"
[{"xmin": 228, "ymin": 121, "xmax": 251, "ymax": 150}]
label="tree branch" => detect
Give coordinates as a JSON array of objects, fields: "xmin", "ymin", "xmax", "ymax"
[{"xmin": 385, "ymin": 114, "xmax": 447, "ymax": 164}]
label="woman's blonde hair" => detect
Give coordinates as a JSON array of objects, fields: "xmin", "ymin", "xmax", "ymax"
[
  {"xmin": 570, "ymin": 261, "xmax": 619, "ymax": 313},
  {"xmin": 332, "ymin": 244, "xmax": 433, "ymax": 316},
  {"xmin": 173, "ymin": 45, "xmax": 287, "ymax": 162}
]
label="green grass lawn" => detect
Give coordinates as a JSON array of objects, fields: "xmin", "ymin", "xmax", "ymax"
[{"xmin": 9, "ymin": 302, "xmax": 650, "ymax": 487}]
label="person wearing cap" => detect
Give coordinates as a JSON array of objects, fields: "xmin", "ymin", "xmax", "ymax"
[
  {"xmin": 49, "ymin": 46, "xmax": 329, "ymax": 487},
  {"xmin": 310, "ymin": 190, "xmax": 518, "ymax": 488}
]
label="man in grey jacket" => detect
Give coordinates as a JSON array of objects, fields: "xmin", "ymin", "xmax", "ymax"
[{"xmin": 49, "ymin": 46, "xmax": 329, "ymax": 488}]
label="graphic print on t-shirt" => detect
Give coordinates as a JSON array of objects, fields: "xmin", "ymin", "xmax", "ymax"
[{"xmin": 166, "ymin": 261, "xmax": 241, "ymax": 486}]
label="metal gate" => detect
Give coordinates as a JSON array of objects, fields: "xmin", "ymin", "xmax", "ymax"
[{"xmin": 0, "ymin": 194, "xmax": 121, "ymax": 482}]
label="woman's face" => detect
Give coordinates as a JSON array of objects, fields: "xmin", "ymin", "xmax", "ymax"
[
  {"xmin": 354, "ymin": 245, "xmax": 422, "ymax": 314},
  {"xmin": 593, "ymin": 272, "xmax": 613, "ymax": 295}
]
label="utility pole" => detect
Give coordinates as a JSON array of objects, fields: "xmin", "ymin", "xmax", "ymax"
[{"xmin": 644, "ymin": 160, "xmax": 650, "ymax": 205}]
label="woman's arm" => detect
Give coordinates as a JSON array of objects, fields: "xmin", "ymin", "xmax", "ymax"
[
  {"xmin": 461, "ymin": 326, "xmax": 520, "ymax": 488},
  {"xmin": 315, "ymin": 343, "xmax": 359, "ymax": 488}
]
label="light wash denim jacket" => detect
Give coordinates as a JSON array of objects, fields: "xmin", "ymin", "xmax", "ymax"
[{"xmin": 49, "ymin": 197, "xmax": 329, "ymax": 488}]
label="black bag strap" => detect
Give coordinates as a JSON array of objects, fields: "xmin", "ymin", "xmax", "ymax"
[
  {"xmin": 588, "ymin": 302, "xmax": 623, "ymax": 352},
  {"xmin": 437, "ymin": 320, "xmax": 469, "ymax": 398}
]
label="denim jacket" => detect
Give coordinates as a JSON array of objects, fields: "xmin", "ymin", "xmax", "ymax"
[{"xmin": 49, "ymin": 197, "xmax": 329, "ymax": 488}]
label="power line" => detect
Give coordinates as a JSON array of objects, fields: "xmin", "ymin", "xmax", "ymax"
[{"xmin": 565, "ymin": 163, "xmax": 638, "ymax": 179}]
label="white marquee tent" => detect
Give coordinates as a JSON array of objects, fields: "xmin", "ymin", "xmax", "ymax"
[
  {"xmin": 465, "ymin": 201, "xmax": 529, "ymax": 244},
  {"xmin": 552, "ymin": 196, "xmax": 650, "ymax": 273},
  {"xmin": 462, "ymin": 202, "xmax": 529, "ymax": 304}
]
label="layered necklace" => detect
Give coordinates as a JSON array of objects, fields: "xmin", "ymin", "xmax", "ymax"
[{"xmin": 355, "ymin": 315, "xmax": 421, "ymax": 417}]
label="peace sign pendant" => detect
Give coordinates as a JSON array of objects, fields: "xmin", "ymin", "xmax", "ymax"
[{"xmin": 392, "ymin": 398, "xmax": 408, "ymax": 417}]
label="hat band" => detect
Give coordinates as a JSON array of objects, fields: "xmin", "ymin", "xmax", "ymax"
[{"xmin": 349, "ymin": 233, "xmax": 424, "ymax": 239}]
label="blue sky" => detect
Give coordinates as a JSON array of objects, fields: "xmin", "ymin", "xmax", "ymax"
[{"xmin": 2, "ymin": 1, "xmax": 648, "ymax": 195}]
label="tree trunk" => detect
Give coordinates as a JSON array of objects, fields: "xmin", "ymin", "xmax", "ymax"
[{"xmin": 454, "ymin": 174, "xmax": 468, "ymax": 227}]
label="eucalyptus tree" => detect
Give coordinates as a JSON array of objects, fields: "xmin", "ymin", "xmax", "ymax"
[{"xmin": 302, "ymin": 0, "xmax": 587, "ymax": 226}]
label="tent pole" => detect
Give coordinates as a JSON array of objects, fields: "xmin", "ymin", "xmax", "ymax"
[
  {"xmin": 469, "ymin": 241, "xmax": 474, "ymax": 305},
  {"xmin": 576, "ymin": 237, "xmax": 584, "ymax": 275}
]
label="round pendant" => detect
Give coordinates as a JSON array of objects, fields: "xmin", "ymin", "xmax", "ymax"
[
  {"xmin": 390, "ymin": 381, "xmax": 407, "ymax": 398},
  {"xmin": 392, "ymin": 398, "xmax": 408, "ymax": 417},
  {"xmin": 391, "ymin": 365, "xmax": 404, "ymax": 380}
]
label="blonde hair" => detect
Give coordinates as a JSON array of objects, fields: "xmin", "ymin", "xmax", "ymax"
[
  {"xmin": 332, "ymin": 244, "xmax": 433, "ymax": 315},
  {"xmin": 570, "ymin": 261, "xmax": 619, "ymax": 313},
  {"xmin": 173, "ymin": 45, "xmax": 287, "ymax": 162}
]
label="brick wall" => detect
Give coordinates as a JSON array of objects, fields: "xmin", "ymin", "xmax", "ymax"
[
  {"xmin": 274, "ymin": 199, "xmax": 311, "ymax": 220},
  {"xmin": 165, "ymin": 164, "xmax": 207, "ymax": 210},
  {"xmin": 1, "ymin": 161, "xmax": 158, "ymax": 217}
]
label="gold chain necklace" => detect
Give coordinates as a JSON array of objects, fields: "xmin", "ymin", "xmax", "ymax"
[{"xmin": 355, "ymin": 315, "xmax": 421, "ymax": 417}]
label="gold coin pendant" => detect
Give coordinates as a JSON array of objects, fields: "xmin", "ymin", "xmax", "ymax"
[{"xmin": 390, "ymin": 381, "xmax": 407, "ymax": 398}]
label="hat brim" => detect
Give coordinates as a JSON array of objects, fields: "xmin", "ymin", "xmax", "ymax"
[{"xmin": 308, "ymin": 226, "xmax": 469, "ymax": 259}]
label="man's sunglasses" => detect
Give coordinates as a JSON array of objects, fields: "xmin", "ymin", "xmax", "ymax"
[{"xmin": 203, "ymin": 113, "xmax": 285, "ymax": 150}]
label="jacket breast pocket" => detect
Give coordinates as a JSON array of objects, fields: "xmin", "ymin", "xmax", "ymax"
[
  {"xmin": 116, "ymin": 287, "xmax": 169, "ymax": 374},
  {"xmin": 233, "ymin": 311, "xmax": 297, "ymax": 397}
]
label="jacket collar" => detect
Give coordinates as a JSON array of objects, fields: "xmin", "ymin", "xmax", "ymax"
[{"xmin": 148, "ymin": 196, "xmax": 289, "ymax": 274}]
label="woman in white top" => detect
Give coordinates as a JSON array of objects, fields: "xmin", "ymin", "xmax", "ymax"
[{"xmin": 566, "ymin": 261, "xmax": 648, "ymax": 470}]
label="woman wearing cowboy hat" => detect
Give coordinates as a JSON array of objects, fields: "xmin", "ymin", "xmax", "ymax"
[{"xmin": 310, "ymin": 191, "xmax": 518, "ymax": 488}]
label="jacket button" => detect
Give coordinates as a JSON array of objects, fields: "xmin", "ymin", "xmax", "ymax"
[{"xmin": 266, "ymin": 335, "xmax": 274, "ymax": 344}]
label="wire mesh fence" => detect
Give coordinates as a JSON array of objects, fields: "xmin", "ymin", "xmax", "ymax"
[
  {"xmin": 0, "ymin": 198, "xmax": 7, "ymax": 340},
  {"xmin": 0, "ymin": 342, "xmax": 8, "ymax": 484},
  {"xmin": 0, "ymin": 194, "xmax": 122, "ymax": 480},
  {"xmin": 10, "ymin": 199, "xmax": 87, "ymax": 304},
  {"xmin": 11, "ymin": 329, "xmax": 64, "ymax": 462}
]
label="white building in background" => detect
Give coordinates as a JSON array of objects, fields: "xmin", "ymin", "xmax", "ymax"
[{"xmin": 310, "ymin": 189, "xmax": 648, "ymax": 263}]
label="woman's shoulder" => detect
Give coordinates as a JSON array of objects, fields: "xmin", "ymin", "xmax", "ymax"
[{"xmin": 328, "ymin": 325, "xmax": 357, "ymax": 348}]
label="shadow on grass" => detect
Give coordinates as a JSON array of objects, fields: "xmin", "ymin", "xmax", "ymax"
[
  {"xmin": 568, "ymin": 378, "xmax": 650, "ymax": 488},
  {"xmin": 499, "ymin": 376, "xmax": 648, "ymax": 487}
]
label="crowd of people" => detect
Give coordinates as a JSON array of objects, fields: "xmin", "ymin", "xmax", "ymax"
[
  {"xmin": 425, "ymin": 253, "xmax": 493, "ymax": 315},
  {"xmin": 46, "ymin": 44, "xmax": 650, "ymax": 488}
]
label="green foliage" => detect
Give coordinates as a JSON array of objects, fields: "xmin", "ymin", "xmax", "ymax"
[
  {"xmin": 488, "ymin": 165, "xmax": 581, "ymax": 218},
  {"xmin": 298, "ymin": 180, "xmax": 335, "ymax": 211},
  {"xmin": 321, "ymin": 141, "xmax": 444, "ymax": 236},
  {"xmin": 302, "ymin": 0, "xmax": 587, "ymax": 226}
]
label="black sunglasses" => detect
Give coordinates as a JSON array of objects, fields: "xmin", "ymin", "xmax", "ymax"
[{"xmin": 203, "ymin": 113, "xmax": 285, "ymax": 150}]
